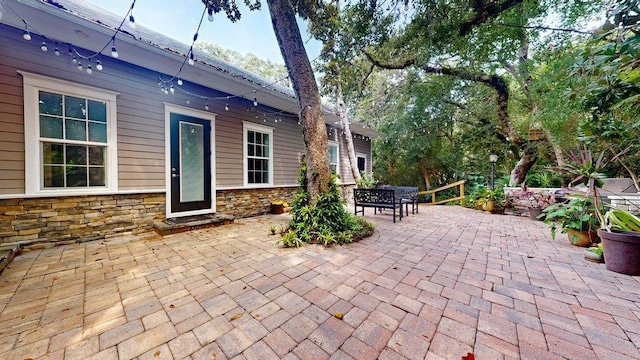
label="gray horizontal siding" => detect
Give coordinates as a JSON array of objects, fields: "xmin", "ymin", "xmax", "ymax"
[{"xmin": 0, "ymin": 24, "xmax": 369, "ymax": 196}]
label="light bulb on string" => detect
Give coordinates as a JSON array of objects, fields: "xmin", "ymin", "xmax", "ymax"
[
  {"xmin": 205, "ymin": 103, "xmax": 209, "ymax": 111},
  {"xmin": 128, "ymin": 14, "xmax": 136, "ymax": 29},
  {"xmin": 23, "ymin": 27, "xmax": 31, "ymax": 41},
  {"xmin": 188, "ymin": 52, "xmax": 195, "ymax": 65},
  {"xmin": 186, "ymin": 98, "xmax": 190, "ymax": 104},
  {"xmin": 164, "ymin": 88, "xmax": 169, "ymax": 95},
  {"xmin": 54, "ymin": 42, "xmax": 60, "ymax": 56},
  {"xmin": 77, "ymin": 62, "xmax": 83, "ymax": 71},
  {"xmin": 40, "ymin": 39, "xmax": 48, "ymax": 52},
  {"xmin": 177, "ymin": 77, "xmax": 183, "ymax": 86},
  {"xmin": 96, "ymin": 59, "xmax": 103, "ymax": 71},
  {"xmin": 111, "ymin": 39, "xmax": 119, "ymax": 58},
  {"xmin": 169, "ymin": 85, "xmax": 175, "ymax": 94},
  {"xmin": 253, "ymin": 98, "xmax": 258, "ymax": 107},
  {"xmin": 207, "ymin": 9, "xmax": 214, "ymax": 22},
  {"xmin": 86, "ymin": 65, "xmax": 93, "ymax": 74},
  {"xmin": 72, "ymin": 56, "xmax": 78, "ymax": 64},
  {"xmin": 160, "ymin": 86, "xmax": 165, "ymax": 93},
  {"xmin": 224, "ymin": 103, "xmax": 229, "ymax": 111}
]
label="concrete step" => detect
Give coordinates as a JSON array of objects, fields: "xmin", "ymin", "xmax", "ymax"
[
  {"xmin": 0, "ymin": 244, "xmax": 19, "ymax": 275},
  {"xmin": 153, "ymin": 214, "xmax": 235, "ymax": 236}
]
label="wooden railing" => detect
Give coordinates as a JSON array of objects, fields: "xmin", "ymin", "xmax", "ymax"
[{"xmin": 418, "ymin": 180, "xmax": 466, "ymax": 206}]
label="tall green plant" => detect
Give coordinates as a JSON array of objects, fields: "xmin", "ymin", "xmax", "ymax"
[{"xmin": 279, "ymin": 161, "xmax": 374, "ymax": 248}]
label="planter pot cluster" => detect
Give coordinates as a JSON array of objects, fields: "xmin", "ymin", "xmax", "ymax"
[{"xmin": 597, "ymin": 229, "xmax": 640, "ymax": 275}]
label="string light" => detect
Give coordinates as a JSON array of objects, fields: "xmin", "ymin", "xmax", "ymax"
[
  {"xmin": 128, "ymin": 14, "xmax": 136, "ymax": 29},
  {"xmin": 8, "ymin": 0, "xmax": 302, "ymax": 124},
  {"xmin": 205, "ymin": 103, "xmax": 209, "ymax": 110},
  {"xmin": 111, "ymin": 39, "xmax": 119, "ymax": 58},
  {"xmin": 207, "ymin": 8, "xmax": 214, "ymax": 22}
]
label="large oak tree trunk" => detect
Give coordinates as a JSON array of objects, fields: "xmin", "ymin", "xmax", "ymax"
[
  {"xmin": 266, "ymin": 0, "xmax": 331, "ymax": 202},
  {"xmin": 509, "ymin": 147, "xmax": 538, "ymax": 185}
]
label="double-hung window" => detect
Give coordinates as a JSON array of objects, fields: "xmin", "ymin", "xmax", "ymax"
[
  {"xmin": 328, "ymin": 141, "xmax": 339, "ymax": 176},
  {"xmin": 21, "ymin": 72, "xmax": 118, "ymax": 194},
  {"xmin": 244, "ymin": 122, "xmax": 273, "ymax": 186}
]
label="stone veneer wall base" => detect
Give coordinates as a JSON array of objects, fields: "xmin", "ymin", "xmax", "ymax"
[{"xmin": 0, "ymin": 185, "xmax": 353, "ymax": 250}]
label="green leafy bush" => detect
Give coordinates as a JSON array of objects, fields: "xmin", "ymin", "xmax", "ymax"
[{"xmin": 278, "ymin": 161, "xmax": 375, "ymax": 247}]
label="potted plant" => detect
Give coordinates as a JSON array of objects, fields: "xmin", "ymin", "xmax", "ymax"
[
  {"xmin": 476, "ymin": 188, "xmax": 505, "ymax": 213},
  {"xmin": 512, "ymin": 188, "xmax": 555, "ymax": 220},
  {"xmin": 542, "ymin": 197, "xmax": 600, "ymax": 247},
  {"xmin": 270, "ymin": 200, "xmax": 289, "ymax": 214},
  {"xmin": 597, "ymin": 209, "xmax": 640, "ymax": 275}
]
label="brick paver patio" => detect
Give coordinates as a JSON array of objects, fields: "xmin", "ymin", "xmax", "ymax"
[{"xmin": 1, "ymin": 205, "xmax": 639, "ymax": 359}]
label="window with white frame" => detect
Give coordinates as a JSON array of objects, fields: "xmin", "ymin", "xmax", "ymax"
[
  {"xmin": 328, "ymin": 141, "xmax": 339, "ymax": 175},
  {"xmin": 21, "ymin": 72, "xmax": 118, "ymax": 194},
  {"xmin": 357, "ymin": 154, "xmax": 367, "ymax": 174},
  {"xmin": 244, "ymin": 122, "xmax": 273, "ymax": 186}
]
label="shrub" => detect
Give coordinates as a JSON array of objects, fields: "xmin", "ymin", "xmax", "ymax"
[{"xmin": 278, "ymin": 161, "xmax": 375, "ymax": 247}]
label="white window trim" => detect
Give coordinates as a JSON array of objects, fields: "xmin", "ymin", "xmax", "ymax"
[
  {"xmin": 19, "ymin": 71, "xmax": 119, "ymax": 196},
  {"xmin": 164, "ymin": 103, "xmax": 217, "ymax": 219},
  {"xmin": 329, "ymin": 140, "xmax": 340, "ymax": 179},
  {"xmin": 357, "ymin": 153, "xmax": 368, "ymax": 175},
  {"xmin": 243, "ymin": 121, "xmax": 274, "ymax": 187}
]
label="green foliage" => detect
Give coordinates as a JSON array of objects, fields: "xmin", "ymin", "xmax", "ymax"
[
  {"xmin": 465, "ymin": 187, "xmax": 505, "ymax": 210},
  {"xmin": 542, "ymin": 197, "xmax": 601, "ymax": 239},
  {"xmin": 355, "ymin": 172, "xmax": 377, "ymax": 188},
  {"xmin": 268, "ymin": 225, "xmax": 277, "ymax": 235},
  {"xmin": 524, "ymin": 170, "xmax": 563, "ymax": 188},
  {"xmin": 277, "ymin": 230, "xmax": 304, "ymax": 248},
  {"xmin": 195, "ymin": 42, "xmax": 290, "ymax": 86},
  {"xmin": 588, "ymin": 243, "xmax": 604, "ymax": 257},
  {"xmin": 603, "ymin": 209, "xmax": 640, "ymax": 233},
  {"xmin": 279, "ymin": 162, "xmax": 374, "ymax": 247},
  {"xmin": 569, "ymin": 1, "xmax": 640, "ymax": 185}
]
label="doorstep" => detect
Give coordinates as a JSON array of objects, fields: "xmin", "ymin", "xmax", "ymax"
[{"xmin": 153, "ymin": 214, "xmax": 235, "ymax": 236}]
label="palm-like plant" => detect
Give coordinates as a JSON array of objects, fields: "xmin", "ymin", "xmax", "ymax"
[{"xmin": 558, "ymin": 145, "xmax": 627, "ymax": 225}]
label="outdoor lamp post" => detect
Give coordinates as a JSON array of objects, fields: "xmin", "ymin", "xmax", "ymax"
[{"xmin": 489, "ymin": 153, "xmax": 498, "ymax": 190}]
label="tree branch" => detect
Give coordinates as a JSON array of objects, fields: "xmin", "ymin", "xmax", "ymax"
[
  {"xmin": 494, "ymin": 23, "xmax": 591, "ymax": 35},
  {"xmin": 363, "ymin": 50, "xmax": 415, "ymax": 70},
  {"xmin": 459, "ymin": 0, "xmax": 525, "ymax": 36},
  {"xmin": 420, "ymin": 64, "xmax": 522, "ymax": 147}
]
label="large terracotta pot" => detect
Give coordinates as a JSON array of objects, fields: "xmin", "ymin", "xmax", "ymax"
[
  {"xmin": 597, "ymin": 229, "xmax": 640, "ymax": 275},
  {"xmin": 566, "ymin": 229, "xmax": 595, "ymax": 247},
  {"xmin": 481, "ymin": 200, "xmax": 494, "ymax": 213}
]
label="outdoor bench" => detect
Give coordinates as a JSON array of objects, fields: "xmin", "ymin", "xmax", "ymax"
[
  {"xmin": 353, "ymin": 188, "xmax": 403, "ymax": 223},
  {"xmin": 379, "ymin": 185, "xmax": 419, "ymax": 215}
]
